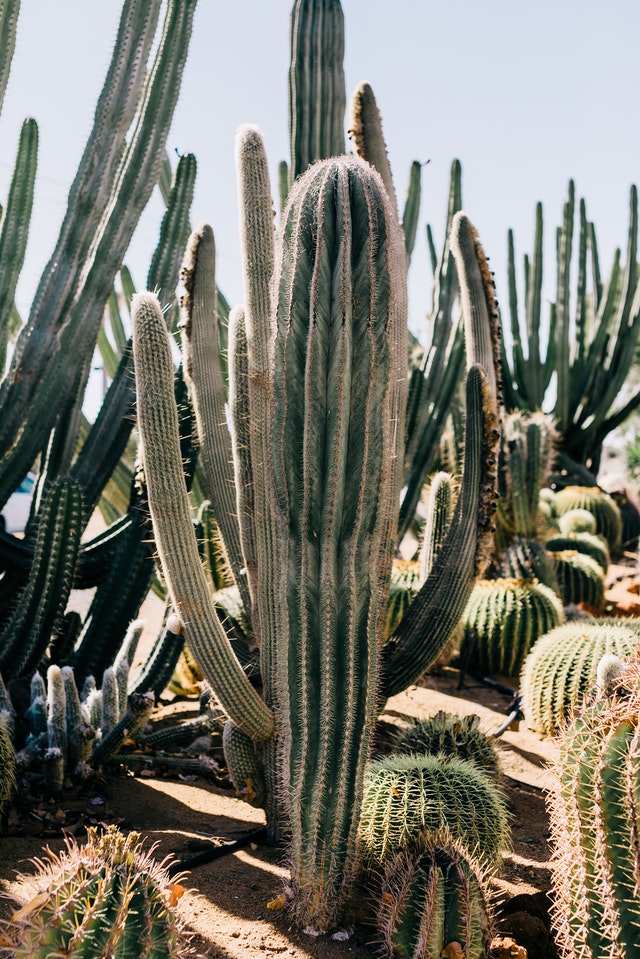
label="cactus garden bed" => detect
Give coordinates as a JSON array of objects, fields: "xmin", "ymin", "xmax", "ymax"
[{"xmin": 0, "ymin": 667, "xmax": 559, "ymax": 958}]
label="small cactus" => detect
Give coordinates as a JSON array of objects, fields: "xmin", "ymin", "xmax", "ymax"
[
  {"xmin": 544, "ymin": 531, "xmax": 609, "ymax": 573},
  {"xmin": 377, "ymin": 831, "xmax": 493, "ymax": 959},
  {"xmin": 520, "ymin": 619, "xmax": 640, "ymax": 735},
  {"xmin": 394, "ymin": 711, "xmax": 501, "ymax": 777},
  {"xmin": 459, "ymin": 577, "xmax": 564, "ymax": 676},
  {"xmin": 0, "ymin": 712, "xmax": 15, "ymax": 819},
  {"xmin": 4, "ymin": 824, "xmax": 189, "ymax": 957},
  {"xmin": 358, "ymin": 753, "xmax": 509, "ymax": 870}
]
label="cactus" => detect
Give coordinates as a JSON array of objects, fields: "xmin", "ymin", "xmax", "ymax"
[
  {"xmin": 544, "ymin": 532, "xmax": 609, "ymax": 572},
  {"xmin": 358, "ymin": 754, "xmax": 509, "ymax": 870},
  {"xmin": 4, "ymin": 825, "xmax": 188, "ymax": 957},
  {"xmin": 0, "ymin": 712, "xmax": 16, "ymax": 819},
  {"xmin": 553, "ymin": 486, "xmax": 622, "ymax": 554},
  {"xmin": 377, "ymin": 832, "xmax": 493, "ymax": 959},
  {"xmin": 394, "ymin": 711, "xmax": 501, "ymax": 777},
  {"xmin": 550, "ymin": 549, "xmax": 606, "ymax": 611},
  {"xmin": 501, "ymin": 181, "xmax": 640, "ymax": 479},
  {"xmin": 520, "ymin": 619, "xmax": 640, "ymax": 735},
  {"xmin": 499, "ymin": 537, "xmax": 559, "ymax": 592},
  {"xmin": 459, "ymin": 577, "xmax": 564, "ymax": 677},
  {"xmin": 548, "ymin": 658, "xmax": 640, "ymax": 958}
]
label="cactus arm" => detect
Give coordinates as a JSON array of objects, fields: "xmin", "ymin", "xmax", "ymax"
[
  {"xmin": 180, "ymin": 223, "xmax": 250, "ymax": 616},
  {"xmin": 401, "ymin": 161, "xmax": 422, "ymax": 265},
  {"xmin": 574, "ymin": 198, "xmax": 589, "ymax": 374},
  {"xmin": 349, "ymin": 81, "xmax": 398, "ymax": 214},
  {"xmin": 0, "ymin": 0, "xmax": 20, "ymax": 113},
  {"xmin": 146, "ymin": 151, "xmax": 197, "ymax": 332},
  {"xmin": 278, "ymin": 158, "xmax": 289, "ymax": 215},
  {"xmin": 525, "ymin": 200, "xmax": 544, "ymax": 404},
  {"xmin": 288, "ymin": 0, "xmax": 346, "ymax": 183},
  {"xmin": 553, "ymin": 182, "xmax": 575, "ymax": 431},
  {"xmin": 132, "ymin": 291, "xmax": 275, "ymax": 741},
  {"xmin": 418, "ymin": 472, "xmax": 454, "ymax": 582},
  {"xmin": 382, "ymin": 365, "xmax": 498, "ymax": 697},
  {"xmin": 0, "ymin": 118, "xmax": 37, "ymax": 359}
]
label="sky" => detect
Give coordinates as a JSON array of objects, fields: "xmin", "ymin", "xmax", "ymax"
[{"xmin": 1, "ymin": 0, "xmax": 639, "ymax": 353}]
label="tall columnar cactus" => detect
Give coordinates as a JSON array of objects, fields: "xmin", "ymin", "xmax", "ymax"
[
  {"xmin": 549, "ymin": 658, "xmax": 640, "ymax": 958},
  {"xmin": 520, "ymin": 619, "xmax": 640, "ymax": 736},
  {"xmin": 377, "ymin": 833, "xmax": 494, "ymax": 959},
  {"xmin": 4, "ymin": 825, "xmax": 188, "ymax": 958},
  {"xmin": 459, "ymin": 577, "xmax": 564, "ymax": 677}
]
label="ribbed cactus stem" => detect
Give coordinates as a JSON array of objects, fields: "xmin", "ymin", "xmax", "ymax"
[
  {"xmin": 100, "ymin": 666, "xmax": 120, "ymax": 737},
  {"xmin": 419, "ymin": 472, "xmax": 454, "ymax": 582},
  {"xmin": 222, "ymin": 720, "xmax": 266, "ymax": 808},
  {"xmin": 46, "ymin": 665, "xmax": 67, "ymax": 763},
  {"xmin": 131, "ymin": 291, "xmax": 275, "ymax": 742},
  {"xmin": 180, "ymin": 223, "xmax": 250, "ymax": 614},
  {"xmin": 288, "ymin": 0, "xmax": 346, "ymax": 183},
  {"xmin": 270, "ymin": 154, "xmax": 406, "ymax": 930},
  {"xmin": 349, "ymin": 81, "xmax": 398, "ymax": 216}
]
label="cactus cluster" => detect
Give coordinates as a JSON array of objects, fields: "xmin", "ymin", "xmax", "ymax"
[
  {"xmin": 553, "ymin": 486, "xmax": 623, "ymax": 555},
  {"xmin": 4, "ymin": 825, "xmax": 188, "ymax": 958}
]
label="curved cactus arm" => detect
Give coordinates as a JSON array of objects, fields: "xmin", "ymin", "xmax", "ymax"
[
  {"xmin": 381, "ymin": 364, "xmax": 499, "ymax": 698},
  {"xmin": 288, "ymin": 0, "xmax": 346, "ymax": 184},
  {"xmin": 418, "ymin": 472, "xmax": 454, "ymax": 583},
  {"xmin": 0, "ymin": 0, "xmax": 20, "ymax": 113},
  {"xmin": 180, "ymin": 223, "xmax": 250, "ymax": 617},
  {"xmin": 132, "ymin": 291, "xmax": 275, "ymax": 742},
  {"xmin": 0, "ymin": 117, "xmax": 37, "ymax": 362}
]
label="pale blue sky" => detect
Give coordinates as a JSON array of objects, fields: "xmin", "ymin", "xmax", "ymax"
[{"xmin": 1, "ymin": 1, "xmax": 638, "ymax": 345}]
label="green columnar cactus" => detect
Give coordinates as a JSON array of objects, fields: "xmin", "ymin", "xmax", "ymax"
[
  {"xmin": 459, "ymin": 577, "xmax": 564, "ymax": 677},
  {"xmin": 100, "ymin": 666, "xmax": 120, "ymax": 737},
  {"xmin": 520, "ymin": 619, "xmax": 640, "ymax": 735},
  {"xmin": 394, "ymin": 711, "xmax": 501, "ymax": 777},
  {"xmin": 270, "ymin": 154, "xmax": 407, "ymax": 930},
  {"xmin": 358, "ymin": 754, "xmax": 509, "ymax": 870},
  {"xmin": 553, "ymin": 485, "xmax": 622, "ymax": 554},
  {"xmin": 549, "ymin": 659, "xmax": 640, "ymax": 958},
  {"xmin": 550, "ymin": 549, "xmax": 606, "ymax": 611},
  {"xmin": 418, "ymin": 472, "xmax": 455, "ymax": 582},
  {"xmin": 377, "ymin": 833, "xmax": 493, "ymax": 959},
  {"xmin": 0, "ymin": 478, "xmax": 83, "ymax": 680},
  {"xmin": 502, "ymin": 181, "xmax": 640, "ymax": 478},
  {"xmin": 5, "ymin": 825, "xmax": 188, "ymax": 958},
  {"xmin": 288, "ymin": 0, "xmax": 346, "ymax": 184}
]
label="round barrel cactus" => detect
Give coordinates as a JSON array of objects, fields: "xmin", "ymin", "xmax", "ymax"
[
  {"xmin": 377, "ymin": 831, "xmax": 493, "ymax": 959},
  {"xmin": 5, "ymin": 824, "xmax": 188, "ymax": 957},
  {"xmin": 520, "ymin": 619, "xmax": 640, "ymax": 735},
  {"xmin": 553, "ymin": 486, "xmax": 622, "ymax": 554},
  {"xmin": 459, "ymin": 577, "xmax": 564, "ymax": 677},
  {"xmin": 498, "ymin": 536, "xmax": 559, "ymax": 592},
  {"xmin": 358, "ymin": 753, "xmax": 509, "ymax": 869},
  {"xmin": 550, "ymin": 549, "xmax": 605, "ymax": 611},
  {"xmin": 549, "ymin": 659, "xmax": 640, "ymax": 958},
  {"xmin": 545, "ymin": 532, "xmax": 609, "ymax": 573},
  {"xmin": 394, "ymin": 710, "xmax": 501, "ymax": 777}
]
